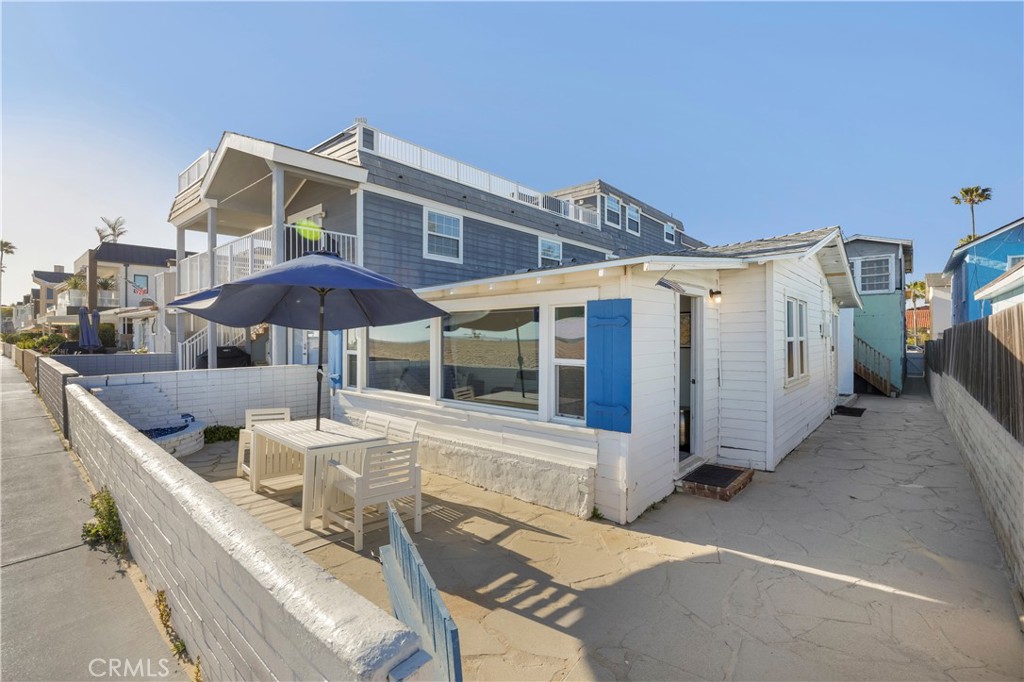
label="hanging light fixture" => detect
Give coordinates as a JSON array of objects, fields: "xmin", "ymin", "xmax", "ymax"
[{"xmin": 709, "ymin": 289, "xmax": 722, "ymax": 304}]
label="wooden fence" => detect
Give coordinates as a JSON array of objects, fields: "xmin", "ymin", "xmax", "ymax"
[
  {"xmin": 926, "ymin": 303, "xmax": 1024, "ymax": 444},
  {"xmin": 380, "ymin": 501, "xmax": 462, "ymax": 682}
]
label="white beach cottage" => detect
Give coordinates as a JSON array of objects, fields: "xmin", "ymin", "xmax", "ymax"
[{"xmin": 330, "ymin": 227, "xmax": 862, "ymax": 524}]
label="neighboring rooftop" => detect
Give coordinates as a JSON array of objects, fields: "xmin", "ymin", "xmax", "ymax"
[
  {"xmin": 94, "ymin": 242, "xmax": 188, "ymax": 268},
  {"xmin": 677, "ymin": 226, "xmax": 840, "ymax": 260},
  {"xmin": 943, "ymin": 216, "xmax": 1024, "ymax": 274},
  {"xmin": 32, "ymin": 270, "xmax": 69, "ymax": 285},
  {"xmin": 975, "ymin": 258, "xmax": 1024, "ymax": 302},
  {"xmin": 925, "ymin": 272, "xmax": 949, "ymax": 289}
]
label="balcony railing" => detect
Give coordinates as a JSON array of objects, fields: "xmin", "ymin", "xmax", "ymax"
[
  {"xmin": 178, "ymin": 150, "xmax": 213, "ymax": 193},
  {"xmin": 177, "ymin": 225, "xmax": 359, "ymax": 295},
  {"xmin": 364, "ymin": 127, "xmax": 601, "ymax": 229}
]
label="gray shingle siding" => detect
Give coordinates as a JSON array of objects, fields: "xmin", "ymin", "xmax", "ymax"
[
  {"xmin": 362, "ymin": 192, "xmax": 543, "ymax": 288},
  {"xmin": 562, "ymin": 243, "xmax": 606, "ymax": 266}
]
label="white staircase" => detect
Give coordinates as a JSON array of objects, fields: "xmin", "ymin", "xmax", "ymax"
[{"xmin": 178, "ymin": 325, "xmax": 247, "ymax": 370}]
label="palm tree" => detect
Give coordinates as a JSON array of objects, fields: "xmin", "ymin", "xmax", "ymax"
[
  {"xmin": 61, "ymin": 273, "xmax": 87, "ymax": 291},
  {"xmin": 0, "ymin": 240, "xmax": 14, "ymax": 304},
  {"xmin": 95, "ymin": 216, "xmax": 128, "ymax": 243},
  {"xmin": 906, "ymin": 279, "xmax": 927, "ymax": 345},
  {"xmin": 950, "ymin": 186, "xmax": 992, "ymax": 240}
]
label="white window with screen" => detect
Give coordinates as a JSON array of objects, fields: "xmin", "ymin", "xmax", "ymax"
[
  {"xmin": 423, "ymin": 209, "xmax": 462, "ymax": 263},
  {"xmin": 786, "ymin": 297, "xmax": 809, "ymax": 383},
  {"xmin": 553, "ymin": 306, "xmax": 585, "ymax": 419},
  {"xmin": 605, "ymin": 196, "xmax": 621, "ymax": 227},
  {"xmin": 626, "ymin": 205, "xmax": 641, "ymax": 235},
  {"xmin": 851, "ymin": 255, "xmax": 895, "ymax": 294},
  {"xmin": 664, "ymin": 222, "xmax": 676, "ymax": 244},
  {"xmin": 539, "ymin": 238, "xmax": 562, "ymax": 268}
]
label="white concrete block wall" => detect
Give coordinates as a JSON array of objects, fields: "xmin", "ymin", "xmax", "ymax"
[
  {"xmin": 928, "ymin": 372, "xmax": 1024, "ymax": 598},
  {"xmin": 65, "ymin": 384, "xmax": 426, "ymax": 681},
  {"xmin": 37, "ymin": 357, "xmax": 80, "ymax": 435},
  {"xmin": 70, "ymin": 365, "xmax": 327, "ymax": 427},
  {"xmin": 57, "ymin": 353, "xmax": 178, "ymax": 376}
]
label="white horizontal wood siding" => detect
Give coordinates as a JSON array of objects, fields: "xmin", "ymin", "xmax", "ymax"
[
  {"xmin": 717, "ymin": 266, "xmax": 770, "ymax": 469},
  {"xmin": 624, "ymin": 276, "xmax": 679, "ymax": 522},
  {"xmin": 701, "ymin": 287, "xmax": 721, "ymax": 459},
  {"xmin": 771, "ymin": 257, "xmax": 834, "ymax": 466}
]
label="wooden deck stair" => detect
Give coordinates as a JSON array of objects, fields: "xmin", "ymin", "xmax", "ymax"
[{"xmin": 854, "ymin": 336, "xmax": 896, "ymax": 397}]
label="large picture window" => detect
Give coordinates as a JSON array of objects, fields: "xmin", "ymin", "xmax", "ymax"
[
  {"xmin": 424, "ymin": 210, "xmax": 462, "ymax": 263},
  {"xmin": 786, "ymin": 298, "xmax": 808, "ymax": 382},
  {"xmin": 554, "ymin": 306, "xmax": 585, "ymax": 419},
  {"xmin": 367, "ymin": 320, "xmax": 431, "ymax": 396},
  {"xmin": 443, "ymin": 308, "xmax": 539, "ymax": 412}
]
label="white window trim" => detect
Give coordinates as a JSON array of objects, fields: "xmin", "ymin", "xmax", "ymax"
[
  {"xmin": 551, "ymin": 304, "xmax": 586, "ymax": 422},
  {"xmin": 785, "ymin": 297, "xmax": 809, "ymax": 386},
  {"xmin": 604, "ymin": 195, "xmax": 622, "ymax": 228},
  {"xmin": 664, "ymin": 222, "xmax": 676, "ymax": 244},
  {"xmin": 539, "ymin": 238, "xmax": 562, "ymax": 268},
  {"xmin": 422, "ymin": 207, "xmax": 463, "ymax": 264},
  {"xmin": 1008, "ymin": 255, "xmax": 1024, "ymax": 268},
  {"xmin": 625, "ymin": 205, "xmax": 641, "ymax": 236},
  {"xmin": 850, "ymin": 254, "xmax": 896, "ymax": 295}
]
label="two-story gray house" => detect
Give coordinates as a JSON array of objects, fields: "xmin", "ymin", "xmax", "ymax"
[{"xmin": 168, "ymin": 120, "xmax": 703, "ymax": 367}]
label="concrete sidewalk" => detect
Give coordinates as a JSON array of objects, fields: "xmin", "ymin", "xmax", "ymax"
[{"xmin": 1, "ymin": 357, "xmax": 183, "ymax": 681}]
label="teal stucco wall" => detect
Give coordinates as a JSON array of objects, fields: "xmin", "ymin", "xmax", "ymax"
[{"xmin": 854, "ymin": 292, "xmax": 905, "ymax": 391}]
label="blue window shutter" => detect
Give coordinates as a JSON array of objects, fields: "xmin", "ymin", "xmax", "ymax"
[
  {"xmin": 327, "ymin": 331, "xmax": 343, "ymax": 388},
  {"xmin": 586, "ymin": 299, "xmax": 632, "ymax": 433}
]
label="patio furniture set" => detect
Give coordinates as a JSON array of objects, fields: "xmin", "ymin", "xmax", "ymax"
[{"xmin": 236, "ymin": 408, "xmax": 422, "ymax": 551}]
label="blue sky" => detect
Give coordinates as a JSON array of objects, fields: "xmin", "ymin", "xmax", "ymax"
[{"xmin": 2, "ymin": 2, "xmax": 1021, "ymax": 303}]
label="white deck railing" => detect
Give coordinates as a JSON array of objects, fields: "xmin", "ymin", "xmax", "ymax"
[
  {"xmin": 178, "ymin": 150, "xmax": 213, "ymax": 193},
  {"xmin": 179, "ymin": 325, "xmax": 247, "ymax": 371},
  {"xmin": 176, "ymin": 226, "xmax": 358, "ymax": 295},
  {"xmin": 366, "ymin": 127, "xmax": 601, "ymax": 229}
]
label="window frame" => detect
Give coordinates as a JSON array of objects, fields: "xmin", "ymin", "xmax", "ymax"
[
  {"xmin": 422, "ymin": 208, "xmax": 463, "ymax": 264},
  {"xmin": 604, "ymin": 195, "xmax": 622, "ymax": 228},
  {"xmin": 539, "ymin": 238, "xmax": 562, "ymax": 268},
  {"xmin": 785, "ymin": 297, "xmax": 809, "ymax": 385},
  {"xmin": 625, "ymin": 205, "xmax": 641, "ymax": 235},
  {"xmin": 664, "ymin": 222, "xmax": 676, "ymax": 244},
  {"xmin": 552, "ymin": 305, "xmax": 586, "ymax": 421},
  {"xmin": 1008, "ymin": 255, "xmax": 1024, "ymax": 268},
  {"xmin": 850, "ymin": 255, "xmax": 896, "ymax": 295}
]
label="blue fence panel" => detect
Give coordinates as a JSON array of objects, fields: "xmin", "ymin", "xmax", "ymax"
[{"xmin": 380, "ymin": 502, "xmax": 462, "ymax": 682}]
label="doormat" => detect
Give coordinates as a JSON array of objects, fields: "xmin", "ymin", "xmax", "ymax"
[
  {"xmin": 679, "ymin": 465, "xmax": 753, "ymax": 502},
  {"xmin": 834, "ymin": 405, "xmax": 866, "ymax": 417}
]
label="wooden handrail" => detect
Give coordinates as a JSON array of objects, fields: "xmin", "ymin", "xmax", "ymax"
[{"xmin": 854, "ymin": 336, "xmax": 893, "ymax": 396}]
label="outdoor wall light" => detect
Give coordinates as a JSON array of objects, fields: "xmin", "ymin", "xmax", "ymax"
[{"xmin": 709, "ymin": 289, "xmax": 723, "ymax": 304}]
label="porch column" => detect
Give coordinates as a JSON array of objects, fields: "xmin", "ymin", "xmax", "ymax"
[
  {"xmin": 207, "ymin": 204, "xmax": 218, "ymax": 369},
  {"xmin": 270, "ymin": 163, "xmax": 287, "ymax": 366},
  {"xmin": 175, "ymin": 226, "xmax": 186, "ymax": 356}
]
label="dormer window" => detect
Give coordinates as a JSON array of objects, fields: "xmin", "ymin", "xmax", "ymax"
[
  {"xmin": 626, "ymin": 205, "xmax": 641, "ymax": 235},
  {"xmin": 605, "ymin": 196, "xmax": 621, "ymax": 227},
  {"xmin": 664, "ymin": 222, "xmax": 676, "ymax": 244}
]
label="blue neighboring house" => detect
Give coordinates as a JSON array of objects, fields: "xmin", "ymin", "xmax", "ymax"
[{"xmin": 943, "ymin": 217, "xmax": 1024, "ymax": 325}]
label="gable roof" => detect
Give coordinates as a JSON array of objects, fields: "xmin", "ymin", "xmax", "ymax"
[
  {"xmin": 844, "ymin": 234, "xmax": 914, "ymax": 273},
  {"xmin": 673, "ymin": 226, "xmax": 839, "ymax": 260},
  {"xmin": 943, "ymin": 216, "xmax": 1024, "ymax": 275},
  {"xmin": 925, "ymin": 273, "xmax": 948, "ymax": 289},
  {"xmin": 94, "ymin": 243, "xmax": 187, "ymax": 267},
  {"xmin": 32, "ymin": 270, "xmax": 69, "ymax": 284}
]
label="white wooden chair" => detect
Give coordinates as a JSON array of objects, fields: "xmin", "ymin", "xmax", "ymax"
[
  {"xmin": 452, "ymin": 385, "xmax": 475, "ymax": 401},
  {"xmin": 236, "ymin": 408, "xmax": 292, "ymax": 478},
  {"xmin": 385, "ymin": 417, "xmax": 418, "ymax": 443},
  {"xmin": 362, "ymin": 411, "xmax": 391, "ymax": 436},
  {"xmin": 323, "ymin": 441, "xmax": 422, "ymax": 551}
]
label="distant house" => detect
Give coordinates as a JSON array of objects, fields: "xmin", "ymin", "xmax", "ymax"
[
  {"xmin": 839, "ymin": 235, "xmax": 914, "ymax": 396},
  {"xmin": 167, "ymin": 120, "xmax": 703, "ymax": 368},
  {"xmin": 330, "ymin": 226, "xmax": 861, "ymax": 523},
  {"xmin": 925, "ymin": 273, "xmax": 952, "ymax": 339},
  {"xmin": 31, "ymin": 266, "xmax": 69, "ymax": 325},
  {"xmin": 905, "ymin": 305, "xmax": 931, "ymax": 340},
  {"xmin": 975, "ymin": 259, "xmax": 1024, "ymax": 314},
  {"xmin": 943, "ymin": 217, "xmax": 1024, "ymax": 324}
]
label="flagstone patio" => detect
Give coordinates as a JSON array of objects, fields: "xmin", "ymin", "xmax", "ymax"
[{"xmin": 181, "ymin": 389, "xmax": 1023, "ymax": 681}]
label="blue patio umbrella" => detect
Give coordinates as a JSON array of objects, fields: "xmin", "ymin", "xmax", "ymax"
[
  {"xmin": 171, "ymin": 252, "xmax": 446, "ymax": 430},
  {"xmin": 78, "ymin": 308, "xmax": 102, "ymax": 351}
]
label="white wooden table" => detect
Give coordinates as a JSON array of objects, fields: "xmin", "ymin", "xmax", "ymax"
[{"xmin": 251, "ymin": 419, "xmax": 387, "ymax": 529}]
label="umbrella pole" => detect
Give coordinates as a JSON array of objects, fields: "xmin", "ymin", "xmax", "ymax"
[{"xmin": 316, "ymin": 291, "xmax": 326, "ymax": 431}]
